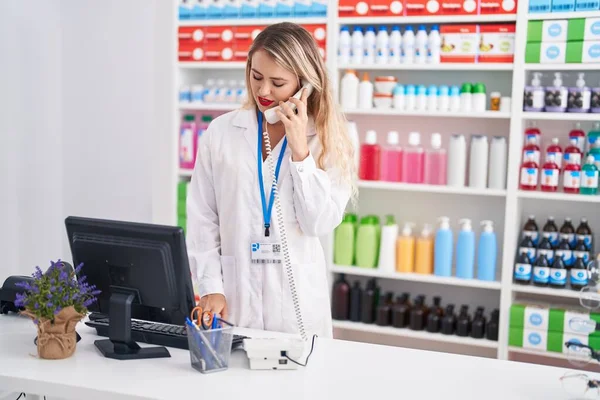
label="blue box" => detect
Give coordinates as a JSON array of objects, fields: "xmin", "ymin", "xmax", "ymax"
[
  {"xmin": 240, "ymin": 0, "xmax": 258, "ymax": 18},
  {"xmin": 206, "ymin": 2, "xmax": 223, "ymax": 19},
  {"xmin": 275, "ymin": 0, "xmax": 294, "ymax": 17},
  {"xmin": 222, "ymin": 0, "xmax": 240, "ymax": 18},
  {"xmin": 258, "ymin": 0, "xmax": 276, "ymax": 17},
  {"xmin": 529, "ymin": 0, "xmax": 552, "ymax": 12},
  {"xmin": 310, "ymin": 0, "xmax": 328, "ymax": 16},
  {"xmin": 191, "ymin": 1, "xmax": 208, "ymax": 19},
  {"xmin": 576, "ymin": 0, "xmax": 600, "ymax": 10},
  {"xmin": 294, "ymin": 0, "xmax": 312, "ymax": 17},
  {"xmin": 551, "ymin": 0, "xmax": 575, "ymax": 12},
  {"xmin": 179, "ymin": 3, "xmax": 193, "ymax": 19}
]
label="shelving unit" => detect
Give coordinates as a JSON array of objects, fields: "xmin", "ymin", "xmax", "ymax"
[
  {"xmin": 516, "ymin": 190, "xmax": 600, "ymax": 203},
  {"xmin": 338, "ymin": 63, "xmax": 514, "ymax": 71},
  {"xmin": 178, "ymin": 103, "xmax": 239, "ymax": 111},
  {"xmin": 343, "ymin": 109, "xmax": 511, "ymax": 118},
  {"xmin": 511, "ymin": 284, "xmax": 583, "ymax": 300},
  {"xmin": 338, "ymin": 14, "xmax": 517, "ymax": 24},
  {"xmin": 357, "ymin": 180, "xmax": 507, "ymax": 197},
  {"xmin": 521, "ymin": 112, "xmax": 600, "ymax": 121}
]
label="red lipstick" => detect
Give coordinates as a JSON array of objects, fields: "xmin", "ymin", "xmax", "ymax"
[{"xmin": 258, "ymin": 96, "xmax": 274, "ymax": 107}]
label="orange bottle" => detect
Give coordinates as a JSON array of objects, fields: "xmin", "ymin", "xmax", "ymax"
[
  {"xmin": 415, "ymin": 224, "xmax": 434, "ymax": 274},
  {"xmin": 396, "ymin": 223, "xmax": 416, "ymax": 273}
]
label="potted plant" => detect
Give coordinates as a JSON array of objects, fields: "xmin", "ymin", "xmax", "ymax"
[{"xmin": 14, "ymin": 259, "xmax": 100, "ymax": 359}]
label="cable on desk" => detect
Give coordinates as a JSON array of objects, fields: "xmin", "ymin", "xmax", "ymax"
[
  {"xmin": 15, "ymin": 393, "xmax": 25, "ymax": 400},
  {"xmin": 284, "ymin": 334, "xmax": 317, "ymax": 367}
]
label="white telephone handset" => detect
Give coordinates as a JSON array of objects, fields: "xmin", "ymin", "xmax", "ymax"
[{"xmin": 264, "ymin": 81, "xmax": 314, "ymax": 125}]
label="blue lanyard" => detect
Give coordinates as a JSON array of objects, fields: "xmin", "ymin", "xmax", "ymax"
[{"xmin": 257, "ymin": 112, "xmax": 287, "ymax": 237}]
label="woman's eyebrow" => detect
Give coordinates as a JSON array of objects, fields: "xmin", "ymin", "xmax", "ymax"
[{"xmin": 251, "ymin": 68, "xmax": 287, "ymax": 81}]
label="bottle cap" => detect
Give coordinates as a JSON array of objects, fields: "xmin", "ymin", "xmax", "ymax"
[
  {"xmin": 341, "ymin": 26, "xmax": 350, "ymax": 32},
  {"xmin": 450, "ymin": 85, "xmax": 461, "ymax": 96},
  {"xmin": 551, "ymin": 137, "xmax": 559, "ymax": 145},
  {"xmin": 365, "ymin": 130, "xmax": 377, "ymax": 144},
  {"xmin": 402, "ymin": 222, "xmax": 415, "ymax": 236},
  {"xmin": 473, "ymin": 83, "xmax": 486, "ymax": 94},
  {"xmin": 431, "ymin": 133, "xmax": 442, "ymax": 149},
  {"xmin": 354, "ymin": 26, "xmax": 363, "ymax": 32},
  {"xmin": 417, "ymin": 85, "xmax": 427, "ymax": 95},
  {"xmin": 385, "ymin": 215, "xmax": 396, "ymax": 225},
  {"xmin": 577, "ymin": 73, "xmax": 586, "ymax": 88},
  {"xmin": 408, "ymin": 132, "xmax": 420, "ymax": 146},
  {"xmin": 481, "ymin": 220, "xmax": 494, "ymax": 233},
  {"xmin": 418, "ymin": 24, "xmax": 426, "ymax": 31},
  {"xmin": 432, "ymin": 24, "xmax": 439, "ymax": 31},
  {"xmin": 362, "ymin": 72, "xmax": 370, "ymax": 81},
  {"xmin": 405, "ymin": 85, "xmax": 416, "ymax": 95},
  {"xmin": 421, "ymin": 224, "xmax": 433, "ymax": 236},
  {"xmin": 490, "ymin": 91, "xmax": 501, "ymax": 98},
  {"xmin": 460, "ymin": 83, "xmax": 473, "ymax": 94},
  {"xmin": 428, "ymin": 85, "xmax": 438, "ymax": 96},
  {"xmin": 184, "ymin": 114, "xmax": 195, "ymax": 122},
  {"xmin": 553, "ymin": 72, "xmax": 563, "ymax": 87},
  {"xmin": 201, "ymin": 115, "xmax": 213, "ymax": 122},
  {"xmin": 392, "ymin": 25, "xmax": 401, "ymax": 31},
  {"xmin": 367, "ymin": 26, "xmax": 375, "ymax": 32},
  {"xmin": 459, "ymin": 219, "xmax": 472, "ymax": 231},
  {"xmin": 387, "ymin": 131, "xmax": 399, "ymax": 145},
  {"xmin": 378, "ymin": 26, "xmax": 387, "ymax": 32},
  {"xmin": 532, "ymin": 72, "xmax": 542, "ymax": 87},
  {"xmin": 393, "ymin": 85, "xmax": 405, "ymax": 95},
  {"xmin": 343, "ymin": 213, "xmax": 357, "ymax": 223},
  {"xmin": 438, "ymin": 217, "xmax": 450, "ymax": 229},
  {"xmin": 346, "ymin": 69, "xmax": 356, "ymax": 75},
  {"xmin": 405, "ymin": 25, "xmax": 414, "ymax": 31},
  {"xmin": 587, "ymin": 155, "xmax": 596, "ymax": 164},
  {"xmin": 438, "ymin": 85, "xmax": 449, "ymax": 96}
]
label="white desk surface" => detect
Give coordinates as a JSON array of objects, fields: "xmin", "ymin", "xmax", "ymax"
[{"xmin": 0, "ymin": 313, "xmax": 595, "ymax": 400}]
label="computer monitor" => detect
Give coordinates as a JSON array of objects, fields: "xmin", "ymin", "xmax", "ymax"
[{"xmin": 65, "ymin": 216, "xmax": 196, "ymax": 360}]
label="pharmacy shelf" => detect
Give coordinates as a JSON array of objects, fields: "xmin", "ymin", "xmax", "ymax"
[
  {"xmin": 338, "ymin": 14, "xmax": 517, "ymax": 25},
  {"xmin": 179, "ymin": 169, "xmax": 193, "ymax": 177},
  {"xmin": 179, "ymin": 103, "xmax": 239, "ymax": 111},
  {"xmin": 508, "ymin": 347, "xmax": 571, "ymax": 360},
  {"xmin": 332, "ymin": 320, "xmax": 499, "ymax": 349},
  {"xmin": 358, "ymin": 180, "xmax": 507, "ymax": 197},
  {"xmin": 517, "ymin": 190, "xmax": 600, "ymax": 203},
  {"xmin": 512, "ymin": 284, "xmax": 582, "ymax": 300},
  {"xmin": 178, "ymin": 62, "xmax": 246, "ymax": 69},
  {"xmin": 330, "ymin": 264, "xmax": 503, "ymax": 290},
  {"xmin": 527, "ymin": 11, "xmax": 600, "ymax": 20},
  {"xmin": 178, "ymin": 17, "xmax": 328, "ymax": 27},
  {"xmin": 521, "ymin": 112, "xmax": 600, "ymax": 122},
  {"xmin": 524, "ymin": 63, "xmax": 600, "ymax": 71},
  {"xmin": 343, "ymin": 109, "xmax": 511, "ymax": 119},
  {"xmin": 338, "ymin": 63, "xmax": 514, "ymax": 71}
]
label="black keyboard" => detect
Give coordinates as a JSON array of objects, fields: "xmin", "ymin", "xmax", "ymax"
[{"xmin": 85, "ymin": 317, "xmax": 247, "ymax": 351}]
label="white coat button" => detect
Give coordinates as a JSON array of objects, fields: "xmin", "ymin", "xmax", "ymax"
[{"xmin": 298, "ymin": 166, "xmax": 304, "ymax": 172}]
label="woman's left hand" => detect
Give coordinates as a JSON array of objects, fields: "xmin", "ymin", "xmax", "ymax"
[{"xmin": 276, "ymin": 87, "xmax": 310, "ymax": 162}]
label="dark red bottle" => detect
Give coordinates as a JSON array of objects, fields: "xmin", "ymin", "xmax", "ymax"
[
  {"xmin": 332, "ymin": 274, "xmax": 350, "ymax": 320},
  {"xmin": 541, "ymin": 154, "xmax": 560, "ymax": 192},
  {"xmin": 519, "ymin": 153, "xmax": 539, "ymax": 191},
  {"xmin": 563, "ymin": 158, "xmax": 582, "ymax": 194},
  {"xmin": 359, "ymin": 130, "xmax": 381, "ymax": 181},
  {"xmin": 564, "ymin": 137, "xmax": 583, "ymax": 167},
  {"xmin": 522, "ymin": 136, "xmax": 541, "ymax": 166},
  {"xmin": 545, "ymin": 138, "xmax": 563, "ymax": 170},
  {"xmin": 568, "ymin": 122, "xmax": 586, "ymax": 153}
]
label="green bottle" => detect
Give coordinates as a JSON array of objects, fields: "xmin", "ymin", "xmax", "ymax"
[
  {"xmin": 355, "ymin": 217, "xmax": 379, "ymax": 269},
  {"xmin": 334, "ymin": 214, "xmax": 358, "ymax": 266},
  {"xmin": 581, "ymin": 155, "xmax": 599, "ymax": 195},
  {"xmin": 587, "ymin": 122, "xmax": 600, "ymax": 151}
]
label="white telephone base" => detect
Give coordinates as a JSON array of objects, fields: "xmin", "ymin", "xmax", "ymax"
[{"xmin": 243, "ymin": 338, "xmax": 305, "ymax": 370}]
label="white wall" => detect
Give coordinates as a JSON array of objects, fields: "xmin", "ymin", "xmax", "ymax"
[{"xmin": 0, "ymin": 0, "xmax": 175, "ymax": 278}]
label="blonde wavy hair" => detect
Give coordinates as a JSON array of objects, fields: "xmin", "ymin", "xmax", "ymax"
[{"xmin": 243, "ymin": 22, "xmax": 357, "ymax": 199}]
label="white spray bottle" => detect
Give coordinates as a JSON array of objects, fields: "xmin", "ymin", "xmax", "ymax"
[
  {"xmin": 545, "ymin": 72, "xmax": 567, "ymax": 113},
  {"xmin": 568, "ymin": 73, "xmax": 591, "ymax": 113}
]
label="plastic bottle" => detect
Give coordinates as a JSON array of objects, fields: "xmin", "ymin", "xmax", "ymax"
[
  {"xmin": 416, "ymin": 85, "xmax": 428, "ymax": 111},
  {"xmin": 513, "ymin": 253, "xmax": 532, "ymax": 284},
  {"xmin": 427, "ymin": 25, "xmax": 441, "ymax": 64},
  {"xmin": 470, "ymin": 307, "xmax": 486, "ymax": 339},
  {"xmin": 378, "ymin": 215, "xmax": 399, "ymax": 273},
  {"xmin": 375, "ymin": 292, "xmax": 393, "ymax": 326},
  {"xmin": 569, "ymin": 122, "xmax": 587, "ymax": 153},
  {"xmin": 472, "ymin": 83, "xmax": 487, "ymax": 112},
  {"xmin": 179, "ymin": 114, "xmax": 197, "ymax": 169},
  {"xmin": 488, "ymin": 136, "xmax": 507, "ymax": 190},
  {"xmin": 338, "ymin": 26, "xmax": 351, "ymax": 65},
  {"xmin": 402, "ymin": 26, "xmax": 415, "ymax": 64},
  {"xmin": 486, "ymin": 309, "xmax": 499, "ymax": 341},
  {"xmin": 437, "ymin": 85, "xmax": 450, "ymax": 112},
  {"xmin": 555, "ymin": 236, "xmax": 573, "ymax": 267},
  {"xmin": 576, "ymin": 218, "xmax": 593, "ymax": 251},
  {"xmin": 441, "ymin": 304, "xmax": 456, "ymax": 335},
  {"xmin": 447, "ymin": 134, "xmax": 466, "ymax": 187},
  {"xmin": 426, "ymin": 296, "xmax": 443, "ymax": 333},
  {"xmin": 541, "ymin": 154, "xmax": 560, "ymax": 192},
  {"xmin": 518, "ymin": 234, "xmax": 536, "ymax": 263},
  {"xmin": 546, "ymin": 138, "xmax": 563, "ymax": 170},
  {"xmin": 519, "ymin": 153, "xmax": 539, "ymax": 191},
  {"xmin": 537, "ymin": 235, "xmax": 555, "ymax": 266},
  {"xmin": 477, "ymin": 220, "xmax": 497, "ymax": 281},
  {"xmin": 340, "ymin": 70, "xmax": 359, "ymax": 110},
  {"xmin": 524, "ymin": 121, "xmax": 541, "ymax": 147},
  {"xmin": 568, "ymin": 73, "xmax": 591, "ymax": 113},
  {"xmin": 363, "ymin": 26, "xmax": 376, "ymax": 65},
  {"xmin": 349, "ymin": 281, "xmax": 362, "ymax": 322},
  {"xmin": 468, "ymin": 135, "xmax": 489, "ymax": 189},
  {"xmin": 588, "ymin": 122, "xmax": 600, "ymax": 151},
  {"xmin": 549, "ymin": 255, "xmax": 567, "ymax": 289},
  {"xmin": 351, "ymin": 26, "xmax": 364, "ymax": 65},
  {"xmin": 360, "ymin": 278, "xmax": 377, "ymax": 323},
  {"xmin": 563, "ymin": 157, "xmax": 582, "ymax": 194},
  {"xmin": 331, "ymin": 274, "xmax": 350, "ymax": 320},
  {"xmin": 560, "ymin": 217, "xmax": 576, "ymax": 248},
  {"xmin": 358, "ymin": 130, "xmax": 380, "ymax": 181},
  {"xmin": 456, "ymin": 305, "xmax": 471, "ymax": 337},
  {"xmin": 570, "ymin": 256, "xmax": 589, "ymax": 291},
  {"xmin": 396, "ymin": 222, "xmax": 416, "ymax": 273},
  {"xmin": 375, "ymin": 26, "xmax": 389, "ymax": 65},
  {"xmin": 415, "ymin": 25, "xmax": 428, "ymax": 64},
  {"xmin": 522, "ymin": 215, "xmax": 540, "ymax": 246},
  {"xmin": 523, "ymin": 72, "xmax": 544, "ymax": 112},
  {"xmin": 424, "ymin": 133, "xmax": 446, "ymax": 185},
  {"xmin": 392, "ymin": 293, "xmax": 411, "ymax": 328},
  {"xmin": 455, "ymin": 219, "xmax": 475, "ymax": 279},
  {"xmin": 334, "ymin": 214, "xmax": 357, "ymax": 266},
  {"xmin": 404, "ymin": 85, "xmax": 416, "ymax": 111},
  {"xmin": 427, "ymin": 85, "xmax": 438, "ymax": 111},
  {"xmin": 355, "ymin": 216, "xmax": 379, "ymax": 268},
  {"xmin": 389, "ymin": 26, "xmax": 402, "ymax": 64},
  {"xmin": 533, "ymin": 254, "xmax": 550, "ymax": 287},
  {"xmin": 564, "ymin": 137, "xmax": 583, "ymax": 167},
  {"xmin": 574, "ymin": 239, "xmax": 590, "ymax": 265},
  {"xmin": 449, "ymin": 86, "xmax": 461, "ymax": 112},
  {"xmin": 358, "ymin": 72, "xmax": 374, "ymax": 109},
  {"xmin": 434, "ymin": 217, "xmax": 453, "ymax": 277},
  {"xmin": 522, "ymin": 135, "xmax": 541, "ymax": 166},
  {"xmin": 401, "ymin": 132, "xmax": 424, "ymax": 184},
  {"xmin": 544, "ymin": 72, "xmax": 568, "ymax": 113},
  {"xmin": 593, "ymin": 83, "xmax": 600, "ymax": 113},
  {"xmin": 380, "ymin": 131, "xmax": 403, "ymax": 182},
  {"xmin": 393, "ymin": 85, "xmax": 405, "ymax": 110},
  {"xmin": 415, "ymin": 224, "xmax": 434, "ymax": 274},
  {"xmin": 581, "ymin": 155, "xmax": 599, "ymax": 195},
  {"xmin": 409, "ymin": 295, "xmax": 428, "ymax": 331},
  {"xmin": 543, "ymin": 216, "xmax": 559, "ymax": 247},
  {"xmin": 460, "ymin": 83, "xmax": 473, "ymax": 113}
]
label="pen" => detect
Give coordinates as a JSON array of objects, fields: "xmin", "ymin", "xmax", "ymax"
[{"xmin": 186, "ymin": 317, "xmax": 224, "ymax": 369}]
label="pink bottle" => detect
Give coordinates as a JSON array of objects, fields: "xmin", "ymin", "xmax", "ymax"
[
  {"xmin": 359, "ymin": 130, "xmax": 381, "ymax": 181},
  {"xmin": 179, "ymin": 114, "xmax": 197, "ymax": 170},
  {"xmin": 545, "ymin": 138, "xmax": 563, "ymax": 170},
  {"xmin": 522, "ymin": 136, "xmax": 541, "ymax": 166},
  {"xmin": 401, "ymin": 132, "xmax": 425, "ymax": 184},
  {"xmin": 424, "ymin": 133, "xmax": 447, "ymax": 185},
  {"xmin": 380, "ymin": 131, "xmax": 403, "ymax": 182}
]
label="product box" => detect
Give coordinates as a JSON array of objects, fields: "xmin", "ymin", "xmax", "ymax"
[
  {"xmin": 529, "ymin": 0, "xmax": 552, "ymax": 12},
  {"xmin": 222, "ymin": 0, "xmax": 241, "ymax": 18},
  {"xmin": 525, "ymin": 41, "xmax": 567, "ymax": 63},
  {"xmin": 576, "ymin": 0, "xmax": 600, "ymax": 11},
  {"xmin": 478, "ymin": 24, "xmax": 515, "ymax": 62},
  {"xmin": 240, "ymin": 0, "xmax": 259, "ymax": 17},
  {"xmin": 178, "ymin": 26, "xmax": 205, "ymax": 47},
  {"xmin": 338, "ymin": 0, "xmax": 370, "ymax": 16},
  {"xmin": 568, "ymin": 18, "xmax": 600, "ymax": 41},
  {"xmin": 440, "ymin": 0, "xmax": 478, "ymax": 15},
  {"xmin": 206, "ymin": 0, "xmax": 224, "ymax": 19},
  {"xmin": 179, "ymin": 0, "xmax": 194, "ymax": 19},
  {"xmin": 509, "ymin": 327, "xmax": 548, "ymax": 350},
  {"xmin": 368, "ymin": 0, "xmax": 406, "ymax": 16},
  {"xmin": 405, "ymin": 0, "xmax": 442, "ymax": 16},
  {"xmin": 566, "ymin": 40, "xmax": 600, "ymax": 63},
  {"xmin": 551, "ymin": 0, "xmax": 575, "ymax": 11},
  {"xmin": 440, "ymin": 24, "xmax": 479, "ymax": 62},
  {"xmin": 510, "ymin": 304, "xmax": 552, "ymax": 330},
  {"xmin": 178, "ymin": 43, "xmax": 204, "ymax": 62},
  {"xmin": 527, "ymin": 20, "xmax": 568, "ymax": 42},
  {"xmin": 479, "ymin": 0, "xmax": 518, "ymax": 14}
]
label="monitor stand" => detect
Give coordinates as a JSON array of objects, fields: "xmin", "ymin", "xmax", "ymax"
[{"xmin": 94, "ymin": 292, "xmax": 171, "ymax": 360}]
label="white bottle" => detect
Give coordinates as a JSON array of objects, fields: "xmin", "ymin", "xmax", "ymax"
[
  {"xmin": 215, "ymin": 79, "xmax": 227, "ymax": 103},
  {"xmin": 203, "ymin": 79, "xmax": 216, "ymax": 103},
  {"xmin": 378, "ymin": 215, "xmax": 399, "ymax": 273},
  {"xmin": 236, "ymin": 79, "xmax": 247, "ymax": 103},
  {"xmin": 488, "ymin": 136, "xmax": 507, "ymax": 190},
  {"xmin": 427, "ymin": 24, "xmax": 441, "ymax": 64},
  {"xmin": 568, "ymin": 73, "xmax": 591, "ymax": 113},
  {"xmin": 338, "ymin": 26, "xmax": 351, "ymax": 65},
  {"xmin": 447, "ymin": 134, "xmax": 467, "ymax": 187},
  {"xmin": 226, "ymin": 79, "xmax": 238, "ymax": 103},
  {"xmin": 402, "ymin": 26, "xmax": 415, "ymax": 64},
  {"xmin": 363, "ymin": 26, "xmax": 377, "ymax": 65},
  {"xmin": 375, "ymin": 26, "xmax": 389, "ymax": 65},
  {"xmin": 358, "ymin": 72, "xmax": 373, "ymax": 109},
  {"xmin": 416, "ymin": 85, "xmax": 427, "ymax": 111},
  {"xmin": 437, "ymin": 85, "xmax": 450, "ymax": 112},
  {"xmin": 415, "ymin": 25, "xmax": 428, "ymax": 64},
  {"xmin": 449, "ymin": 86, "xmax": 461, "ymax": 112},
  {"xmin": 389, "ymin": 26, "xmax": 402, "ymax": 64},
  {"xmin": 340, "ymin": 70, "xmax": 359, "ymax": 110},
  {"xmin": 468, "ymin": 135, "xmax": 489, "ymax": 189},
  {"xmin": 393, "ymin": 85, "xmax": 405, "ymax": 110},
  {"xmin": 351, "ymin": 27, "xmax": 364, "ymax": 65},
  {"xmin": 460, "ymin": 83, "xmax": 472, "ymax": 113},
  {"xmin": 405, "ymin": 85, "xmax": 416, "ymax": 111},
  {"xmin": 427, "ymin": 85, "xmax": 438, "ymax": 111},
  {"xmin": 472, "ymin": 83, "xmax": 487, "ymax": 112}
]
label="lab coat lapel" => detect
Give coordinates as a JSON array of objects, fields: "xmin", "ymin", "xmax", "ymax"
[{"xmin": 232, "ymin": 107, "xmax": 259, "ymax": 160}]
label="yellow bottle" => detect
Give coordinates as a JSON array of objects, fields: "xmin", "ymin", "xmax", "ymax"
[
  {"xmin": 396, "ymin": 223, "xmax": 416, "ymax": 273},
  {"xmin": 415, "ymin": 224, "xmax": 434, "ymax": 274}
]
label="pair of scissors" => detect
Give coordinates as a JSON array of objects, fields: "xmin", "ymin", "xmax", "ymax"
[{"xmin": 190, "ymin": 306, "xmax": 219, "ymax": 330}]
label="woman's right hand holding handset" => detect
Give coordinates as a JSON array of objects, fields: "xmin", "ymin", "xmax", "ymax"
[{"xmin": 198, "ymin": 294, "xmax": 228, "ymax": 320}]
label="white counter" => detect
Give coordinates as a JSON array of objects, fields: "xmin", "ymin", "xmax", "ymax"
[{"xmin": 0, "ymin": 313, "xmax": 593, "ymax": 400}]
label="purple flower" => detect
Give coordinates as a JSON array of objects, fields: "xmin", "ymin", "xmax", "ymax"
[
  {"xmin": 46, "ymin": 293, "xmax": 52, "ymax": 300},
  {"xmin": 59, "ymin": 270, "xmax": 68, "ymax": 282},
  {"xmin": 15, "ymin": 281, "xmax": 32, "ymax": 291},
  {"xmin": 14, "ymin": 293, "xmax": 26, "ymax": 308},
  {"xmin": 83, "ymin": 298, "xmax": 97, "ymax": 307},
  {"xmin": 75, "ymin": 262, "xmax": 84, "ymax": 274},
  {"xmin": 54, "ymin": 306, "xmax": 62, "ymax": 315},
  {"xmin": 46, "ymin": 302, "xmax": 53, "ymax": 308},
  {"xmin": 62, "ymin": 294, "xmax": 69, "ymax": 302},
  {"xmin": 33, "ymin": 319, "xmax": 39, "ymax": 325},
  {"xmin": 34, "ymin": 302, "xmax": 39, "ymax": 310},
  {"xmin": 33, "ymin": 266, "xmax": 43, "ymax": 279},
  {"xmin": 31, "ymin": 285, "xmax": 40, "ymax": 294},
  {"xmin": 91, "ymin": 289, "xmax": 101, "ymax": 296}
]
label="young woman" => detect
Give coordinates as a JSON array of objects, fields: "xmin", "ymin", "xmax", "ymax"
[{"xmin": 186, "ymin": 22, "xmax": 355, "ymax": 338}]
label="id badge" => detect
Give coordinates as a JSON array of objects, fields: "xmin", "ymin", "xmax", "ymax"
[{"xmin": 251, "ymin": 238, "xmax": 283, "ymax": 264}]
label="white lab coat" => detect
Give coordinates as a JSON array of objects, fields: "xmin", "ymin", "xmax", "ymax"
[{"xmin": 186, "ymin": 107, "xmax": 351, "ymax": 338}]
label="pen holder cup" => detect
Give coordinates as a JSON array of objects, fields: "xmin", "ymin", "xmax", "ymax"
[{"xmin": 186, "ymin": 324, "xmax": 234, "ymax": 374}]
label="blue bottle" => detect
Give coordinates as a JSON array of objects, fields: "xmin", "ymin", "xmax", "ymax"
[
  {"xmin": 456, "ymin": 219, "xmax": 475, "ymax": 279},
  {"xmin": 434, "ymin": 217, "xmax": 453, "ymax": 277},
  {"xmin": 477, "ymin": 220, "xmax": 497, "ymax": 281}
]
